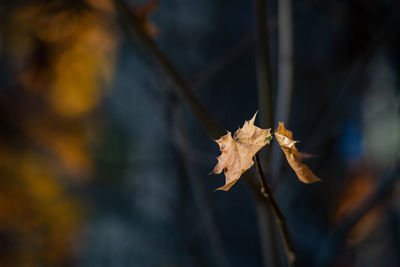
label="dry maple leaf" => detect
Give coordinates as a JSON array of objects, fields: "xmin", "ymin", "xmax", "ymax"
[
  {"xmin": 275, "ymin": 122, "xmax": 321, "ymax": 183},
  {"xmin": 212, "ymin": 112, "xmax": 272, "ymax": 191}
]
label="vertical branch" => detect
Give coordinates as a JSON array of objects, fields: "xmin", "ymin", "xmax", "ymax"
[
  {"xmin": 275, "ymin": 0, "xmax": 294, "ymax": 124},
  {"xmin": 114, "ymin": 1, "xmax": 290, "ymax": 266},
  {"xmin": 270, "ymin": 0, "xmax": 294, "ymax": 183},
  {"xmin": 254, "ymin": 1, "xmax": 279, "ymax": 266},
  {"xmin": 254, "ymin": 154, "xmax": 296, "ymax": 267}
]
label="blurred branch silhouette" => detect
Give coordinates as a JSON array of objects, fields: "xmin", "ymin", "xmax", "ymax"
[
  {"xmin": 113, "ymin": 0, "xmax": 222, "ymax": 139},
  {"xmin": 165, "ymin": 94, "xmax": 231, "ymax": 267},
  {"xmin": 113, "ymin": 0, "xmax": 296, "ymax": 266},
  {"xmin": 2, "ymin": 0, "xmax": 400, "ymax": 266},
  {"xmin": 270, "ymin": 0, "xmax": 294, "ymax": 185},
  {"xmin": 112, "ymin": 0, "xmax": 400, "ymax": 266},
  {"xmin": 253, "ymin": 0, "xmax": 283, "ymax": 266}
]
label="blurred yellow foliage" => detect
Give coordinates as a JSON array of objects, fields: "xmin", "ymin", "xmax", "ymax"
[
  {"xmin": 25, "ymin": 120, "xmax": 94, "ymax": 179},
  {"xmin": 0, "ymin": 0, "xmax": 118, "ymax": 265},
  {"xmin": 0, "ymin": 148, "xmax": 83, "ymax": 266},
  {"xmin": 12, "ymin": 1, "xmax": 117, "ymax": 117},
  {"xmin": 49, "ymin": 11, "xmax": 117, "ymax": 117}
]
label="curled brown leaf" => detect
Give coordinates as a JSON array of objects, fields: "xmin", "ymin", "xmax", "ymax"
[{"xmin": 275, "ymin": 122, "xmax": 321, "ymax": 183}]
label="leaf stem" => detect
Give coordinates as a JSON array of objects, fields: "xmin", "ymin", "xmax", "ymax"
[{"xmin": 254, "ymin": 154, "xmax": 296, "ymax": 267}]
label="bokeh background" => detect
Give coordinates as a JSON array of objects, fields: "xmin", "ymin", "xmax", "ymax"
[{"xmin": 1, "ymin": 0, "xmax": 400, "ymax": 266}]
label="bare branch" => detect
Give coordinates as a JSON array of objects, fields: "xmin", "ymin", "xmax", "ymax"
[
  {"xmin": 253, "ymin": 1, "xmax": 280, "ymax": 266},
  {"xmin": 254, "ymin": 0, "xmax": 273, "ymax": 129},
  {"xmin": 255, "ymin": 154, "xmax": 296, "ymax": 267},
  {"xmin": 270, "ymin": 0, "xmax": 294, "ymax": 184}
]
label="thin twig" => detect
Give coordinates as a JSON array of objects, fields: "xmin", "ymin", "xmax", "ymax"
[
  {"xmin": 253, "ymin": 0, "xmax": 280, "ymax": 266},
  {"xmin": 254, "ymin": 154, "xmax": 296, "ymax": 267},
  {"xmin": 112, "ymin": 0, "xmax": 279, "ymax": 202},
  {"xmin": 113, "ymin": 2, "xmax": 293, "ymax": 265}
]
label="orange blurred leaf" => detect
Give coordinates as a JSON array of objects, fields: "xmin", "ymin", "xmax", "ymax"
[{"xmin": 332, "ymin": 165, "xmax": 380, "ymax": 245}]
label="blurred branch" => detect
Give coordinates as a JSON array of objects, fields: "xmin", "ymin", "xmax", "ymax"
[
  {"xmin": 313, "ymin": 164, "xmax": 400, "ymax": 267},
  {"xmin": 270, "ymin": 0, "xmax": 294, "ymax": 184},
  {"xmin": 113, "ymin": 2, "xmax": 294, "ymax": 266},
  {"xmin": 275, "ymin": 0, "xmax": 294, "ymax": 125},
  {"xmin": 255, "ymin": 154, "xmax": 296, "ymax": 267},
  {"xmin": 112, "ymin": 0, "xmax": 222, "ymax": 139},
  {"xmin": 254, "ymin": 0, "xmax": 273, "ymax": 128},
  {"xmin": 191, "ymin": 32, "xmax": 254, "ymax": 88},
  {"xmin": 166, "ymin": 95, "xmax": 231, "ymax": 267},
  {"xmin": 112, "ymin": 0, "xmax": 279, "ymax": 202}
]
